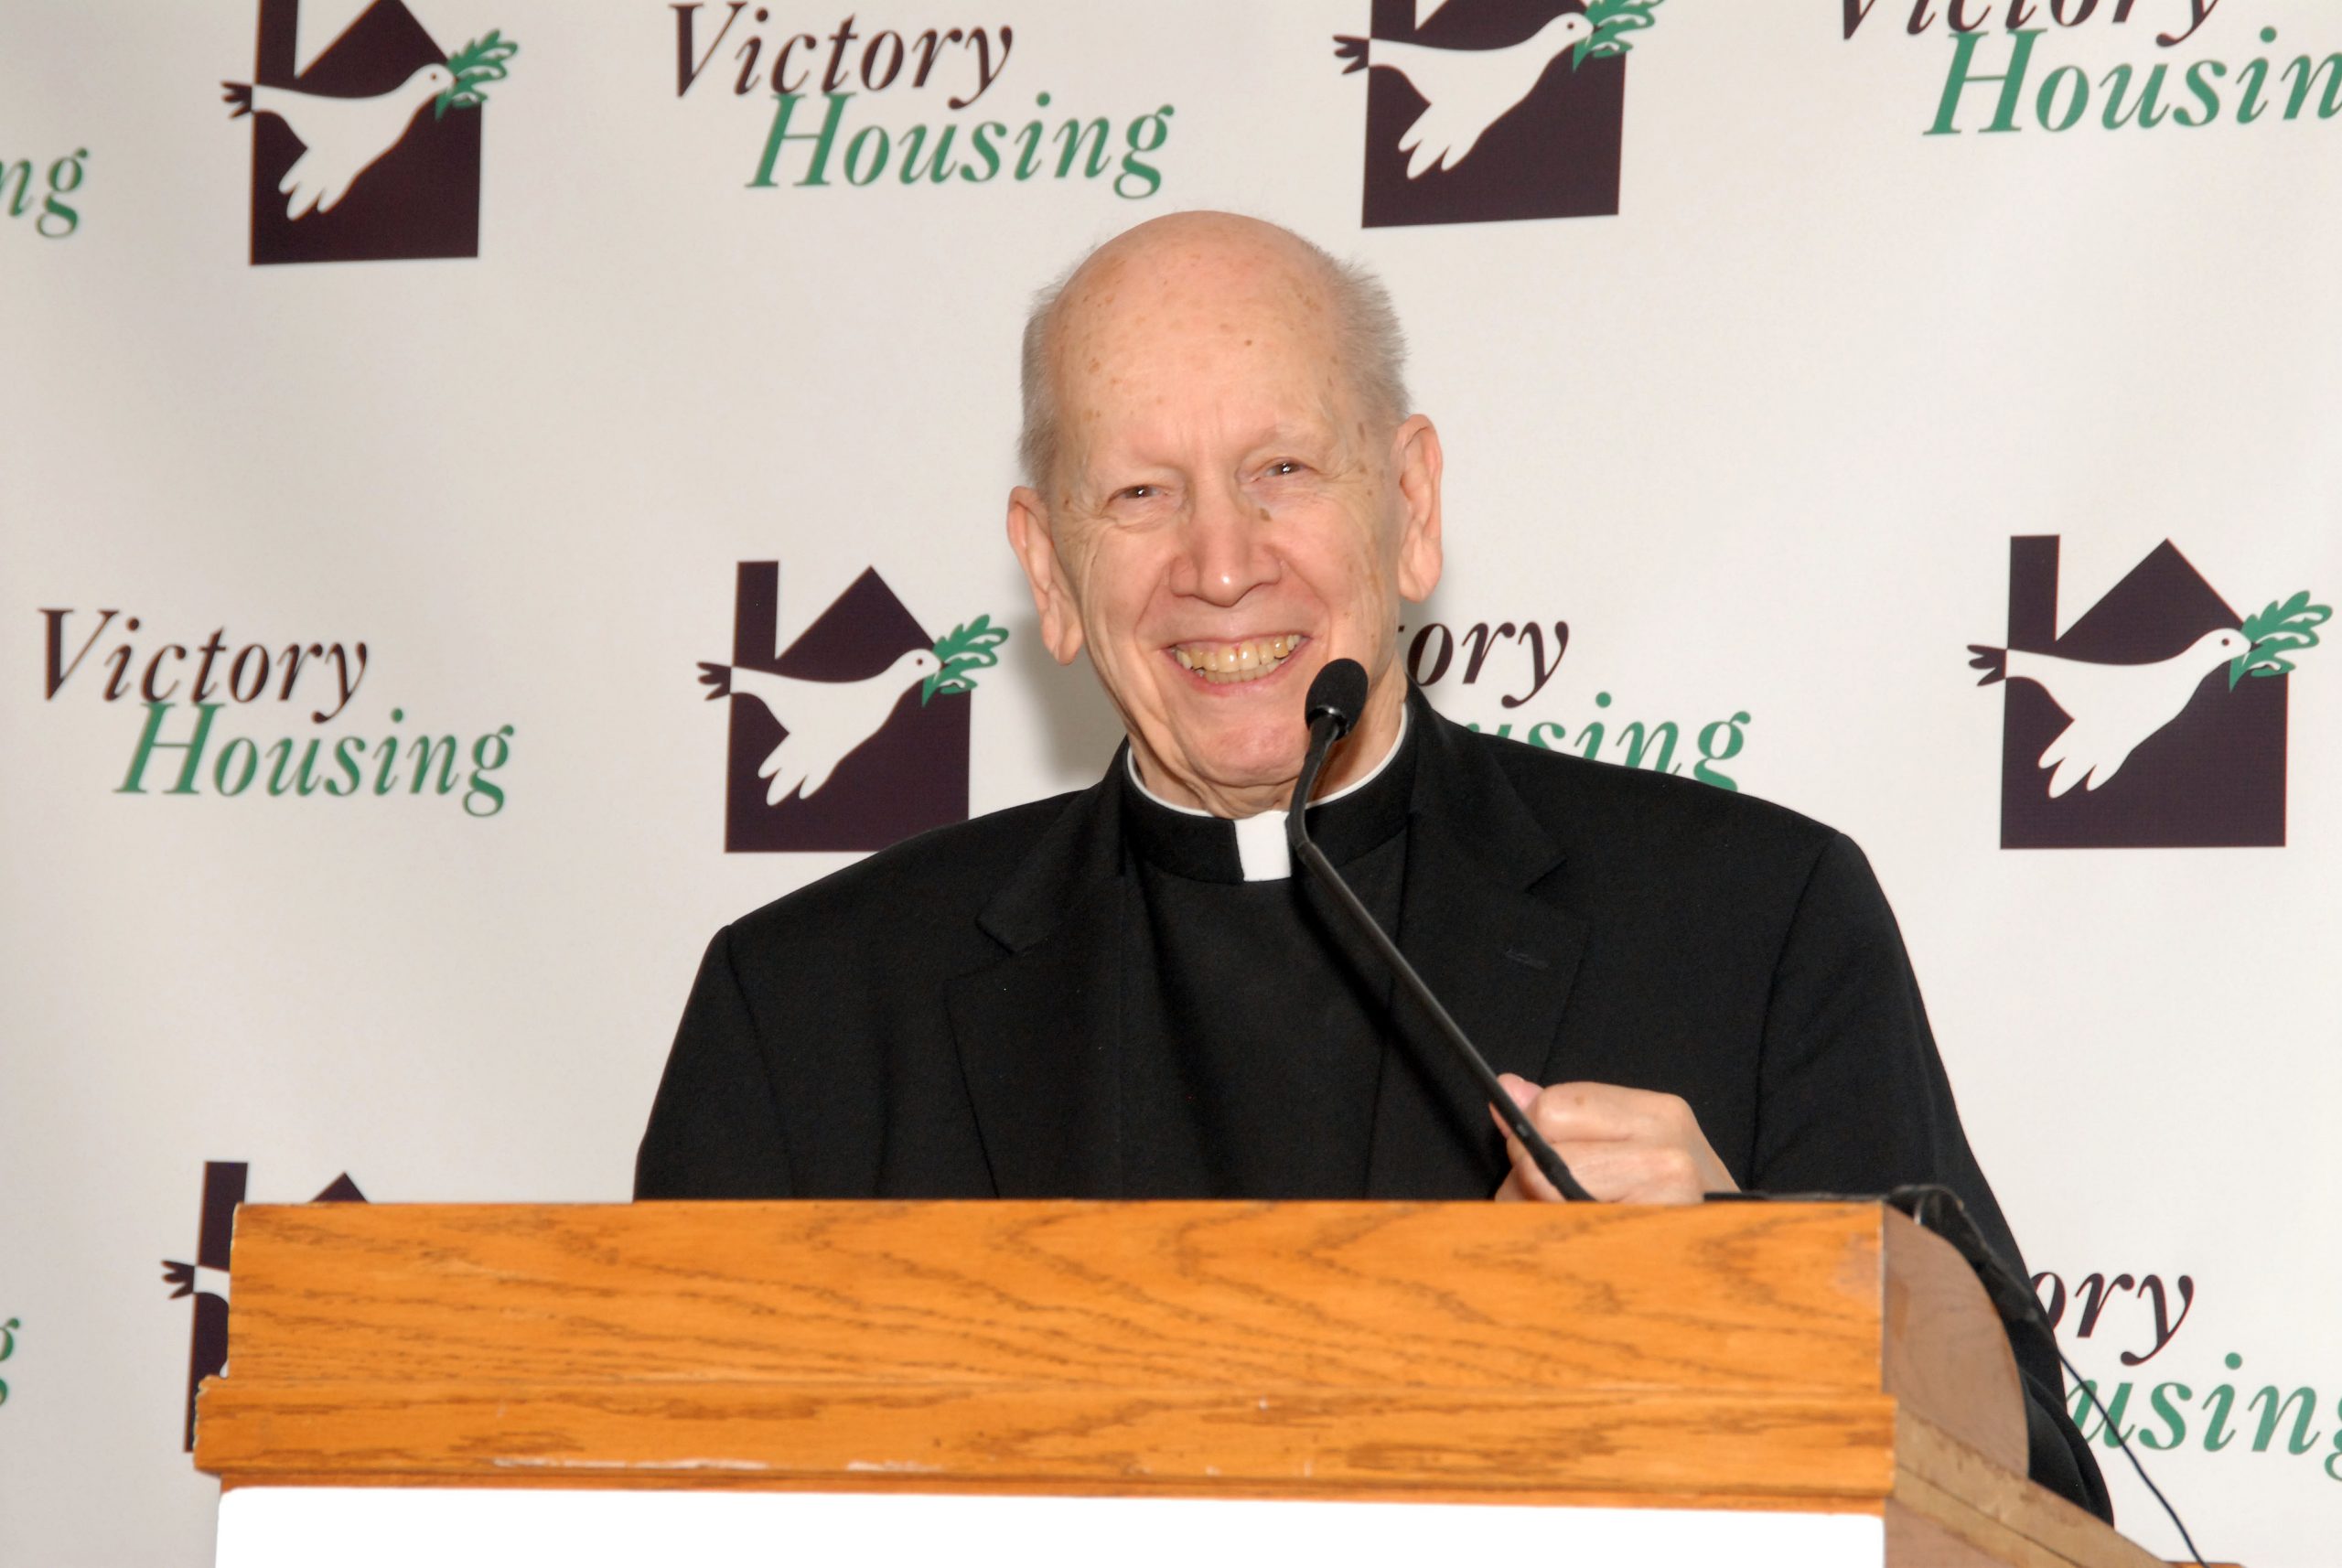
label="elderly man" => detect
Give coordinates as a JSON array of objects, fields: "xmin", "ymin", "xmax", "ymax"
[{"xmin": 635, "ymin": 211, "xmax": 2108, "ymax": 1517}]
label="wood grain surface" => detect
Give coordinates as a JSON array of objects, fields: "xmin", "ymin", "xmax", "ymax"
[
  {"xmin": 218, "ymin": 1200, "xmax": 1898, "ymax": 1391},
  {"xmin": 196, "ymin": 1381, "xmax": 1896, "ymax": 1497},
  {"xmin": 194, "ymin": 1199, "xmax": 2157, "ymax": 1565},
  {"xmin": 1892, "ymin": 1412, "xmax": 2170, "ymax": 1568}
]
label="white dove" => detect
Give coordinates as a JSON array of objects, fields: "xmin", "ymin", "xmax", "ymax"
[
  {"xmin": 700, "ymin": 649, "xmax": 941, "ymax": 805},
  {"xmin": 220, "ymin": 64, "xmax": 456, "ymax": 219},
  {"xmin": 1968, "ymin": 628, "xmax": 2252, "ymax": 798},
  {"xmin": 1333, "ymin": 12, "xmax": 1597, "ymax": 178}
]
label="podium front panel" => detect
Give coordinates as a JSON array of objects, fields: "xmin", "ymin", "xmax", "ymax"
[{"xmin": 219, "ymin": 1487, "xmax": 1887, "ymax": 1568}]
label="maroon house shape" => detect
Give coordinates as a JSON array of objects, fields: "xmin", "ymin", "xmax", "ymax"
[
  {"xmin": 246, "ymin": 0, "xmax": 484, "ymax": 264},
  {"xmin": 1359, "ymin": 0, "xmax": 1626, "ymax": 230},
  {"xmin": 724, "ymin": 564, "xmax": 972, "ymax": 854},
  {"xmin": 1998, "ymin": 536, "xmax": 2288, "ymax": 849}
]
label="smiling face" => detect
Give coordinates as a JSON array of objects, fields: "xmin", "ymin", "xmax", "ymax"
[{"xmin": 1006, "ymin": 215, "xmax": 1443, "ymax": 817}]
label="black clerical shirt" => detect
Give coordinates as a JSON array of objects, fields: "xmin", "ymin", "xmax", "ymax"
[{"xmin": 1113, "ymin": 719, "xmax": 1416, "ymax": 1198}]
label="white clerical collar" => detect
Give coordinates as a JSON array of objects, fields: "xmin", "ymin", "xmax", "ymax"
[{"xmin": 1123, "ymin": 704, "xmax": 1412, "ymax": 883}]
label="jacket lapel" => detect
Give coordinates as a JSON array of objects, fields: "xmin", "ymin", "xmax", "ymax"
[
  {"xmin": 1367, "ymin": 699, "xmax": 1589, "ymax": 1197},
  {"xmin": 945, "ymin": 768, "xmax": 1129, "ymax": 1197}
]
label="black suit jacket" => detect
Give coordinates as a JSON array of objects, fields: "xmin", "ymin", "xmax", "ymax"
[{"xmin": 636, "ymin": 691, "xmax": 2111, "ymax": 1519}]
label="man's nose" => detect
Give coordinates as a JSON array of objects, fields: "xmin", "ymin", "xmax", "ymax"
[{"xmin": 1170, "ymin": 477, "xmax": 1279, "ymax": 607}]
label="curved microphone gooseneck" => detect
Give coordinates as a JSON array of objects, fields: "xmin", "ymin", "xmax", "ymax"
[{"xmin": 1285, "ymin": 659, "xmax": 1595, "ymax": 1203}]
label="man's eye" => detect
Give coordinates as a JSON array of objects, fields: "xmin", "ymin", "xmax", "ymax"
[
  {"xmin": 1264, "ymin": 460, "xmax": 1304, "ymax": 478},
  {"xmin": 1117, "ymin": 484, "xmax": 1158, "ymax": 500}
]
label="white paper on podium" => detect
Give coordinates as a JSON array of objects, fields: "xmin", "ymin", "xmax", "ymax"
[{"xmin": 219, "ymin": 1487, "xmax": 1885, "ymax": 1567}]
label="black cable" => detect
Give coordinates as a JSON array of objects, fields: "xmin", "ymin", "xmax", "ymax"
[
  {"xmin": 2053, "ymin": 1338, "xmax": 2209, "ymax": 1568},
  {"xmin": 1886, "ymin": 1184, "xmax": 2208, "ymax": 1568}
]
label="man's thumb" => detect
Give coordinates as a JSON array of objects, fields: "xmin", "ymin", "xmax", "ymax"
[{"xmin": 1496, "ymin": 1072, "xmax": 1540, "ymax": 1112}]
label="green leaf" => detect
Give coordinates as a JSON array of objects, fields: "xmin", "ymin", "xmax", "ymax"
[
  {"xmin": 932, "ymin": 614, "xmax": 1009, "ymax": 670},
  {"xmin": 446, "ymin": 29, "xmax": 519, "ymax": 81},
  {"xmin": 2228, "ymin": 589, "xmax": 2328, "ymax": 687},
  {"xmin": 923, "ymin": 614, "xmax": 1011, "ymax": 702},
  {"xmin": 2242, "ymin": 590, "xmax": 2331, "ymax": 643},
  {"xmin": 437, "ymin": 29, "xmax": 519, "ymax": 113},
  {"xmin": 1574, "ymin": 0, "xmax": 1662, "ymax": 66}
]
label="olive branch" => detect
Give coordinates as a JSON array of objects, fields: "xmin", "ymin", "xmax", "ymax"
[
  {"xmin": 2229, "ymin": 590, "xmax": 2331, "ymax": 689},
  {"xmin": 1574, "ymin": 0, "xmax": 1664, "ymax": 67},
  {"xmin": 435, "ymin": 30, "xmax": 520, "ymax": 118},
  {"xmin": 922, "ymin": 615, "xmax": 1010, "ymax": 703}
]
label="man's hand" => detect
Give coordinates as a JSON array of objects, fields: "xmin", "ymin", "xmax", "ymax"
[{"xmin": 1489, "ymin": 1074, "xmax": 1738, "ymax": 1205}]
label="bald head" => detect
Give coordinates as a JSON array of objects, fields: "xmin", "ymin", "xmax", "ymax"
[
  {"xmin": 1017, "ymin": 213, "xmax": 1409, "ymax": 492},
  {"xmin": 999, "ymin": 210, "xmax": 1446, "ymax": 819}
]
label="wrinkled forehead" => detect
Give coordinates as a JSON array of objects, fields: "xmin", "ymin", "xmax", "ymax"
[
  {"xmin": 1050, "ymin": 247, "xmax": 1354, "ymax": 456},
  {"xmin": 1059, "ymin": 235, "xmax": 1336, "ymax": 346}
]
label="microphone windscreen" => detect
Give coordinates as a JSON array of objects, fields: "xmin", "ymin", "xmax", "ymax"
[{"xmin": 1305, "ymin": 658, "xmax": 1370, "ymax": 732}]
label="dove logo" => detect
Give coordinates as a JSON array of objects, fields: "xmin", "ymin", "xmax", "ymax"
[
  {"xmin": 222, "ymin": 0, "xmax": 519, "ymax": 265},
  {"xmin": 1336, "ymin": 0, "xmax": 1660, "ymax": 229},
  {"xmin": 1972, "ymin": 536, "xmax": 2328, "ymax": 849},
  {"xmin": 702, "ymin": 563, "xmax": 1008, "ymax": 854},
  {"xmin": 161, "ymin": 1160, "xmax": 365, "ymax": 1454}
]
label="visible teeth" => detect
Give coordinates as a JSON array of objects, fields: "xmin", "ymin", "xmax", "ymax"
[{"xmin": 1172, "ymin": 635, "xmax": 1304, "ymax": 685}]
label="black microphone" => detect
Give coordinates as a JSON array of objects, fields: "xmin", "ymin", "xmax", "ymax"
[{"xmin": 1286, "ymin": 660, "xmax": 1596, "ymax": 1203}]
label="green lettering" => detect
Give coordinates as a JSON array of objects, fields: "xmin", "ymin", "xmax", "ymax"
[
  {"xmin": 1694, "ymin": 712, "xmax": 1750, "ymax": 790},
  {"xmin": 751, "ymin": 91, "xmax": 850, "ymax": 188},
  {"xmin": 2202, "ymin": 1355, "xmax": 2242, "ymax": 1451},
  {"xmin": 1929, "ymin": 28, "xmax": 2040, "ymax": 135},
  {"xmin": 117, "ymin": 702, "xmax": 217, "ymax": 795},
  {"xmin": 1617, "ymin": 720, "xmax": 1681, "ymax": 774},
  {"xmin": 2282, "ymin": 53, "xmax": 2342, "ymax": 119},
  {"xmin": 2248, "ymin": 1386, "xmax": 2322, "ymax": 1454},
  {"xmin": 213, "ymin": 736, "xmax": 260, "ymax": 797},
  {"xmin": 2100, "ymin": 63, "xmax": 2172, "ymax": 129},
  {"xmin": 325, "ymin": 736, "xmax": 365, "ymax": 797},
  {"xmin": 897, "ymin": 123, "xmax": 959, "ymax": 183},
  {"xmin": 2175, "ymin": 59, "xmax": 2226, "ymax": 126},
  {"xmin": 1054, "ymin": 117, "xmax": 1111, "ymax": 178},
  {"xmin": 843, "ymin": 124, "xmax": 890, "ymax": 185},
  {"xmin": 2139, "ymin": 1382, "xmax": 2191, "ymax": 1450},
  {"xmin": 409, "ymin": 735, "xmax": 460, "ymax": 795},
  {"xmin": 2037, "ymin": 65, "xmax": 2089, "ymax": 130}
]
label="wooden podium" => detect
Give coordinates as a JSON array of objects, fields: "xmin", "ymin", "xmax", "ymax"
[{"xmin": 195, "ymin": 1200, "xmax": 2164, "ymax": 1566}]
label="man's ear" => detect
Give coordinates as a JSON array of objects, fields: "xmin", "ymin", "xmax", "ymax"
[
  {"xmin": 1005, "ymin": 486, "xmax": 1087, "ymax": 665},
  {"xmin": 1391, "ymin": 414, "xmax": 1445, "ymax": 603}
]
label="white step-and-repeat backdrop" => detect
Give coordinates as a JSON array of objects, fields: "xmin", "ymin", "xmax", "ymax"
[{"xmin": 5, "ymin": 1, "xmax": 2337, "ymax": 1562}]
